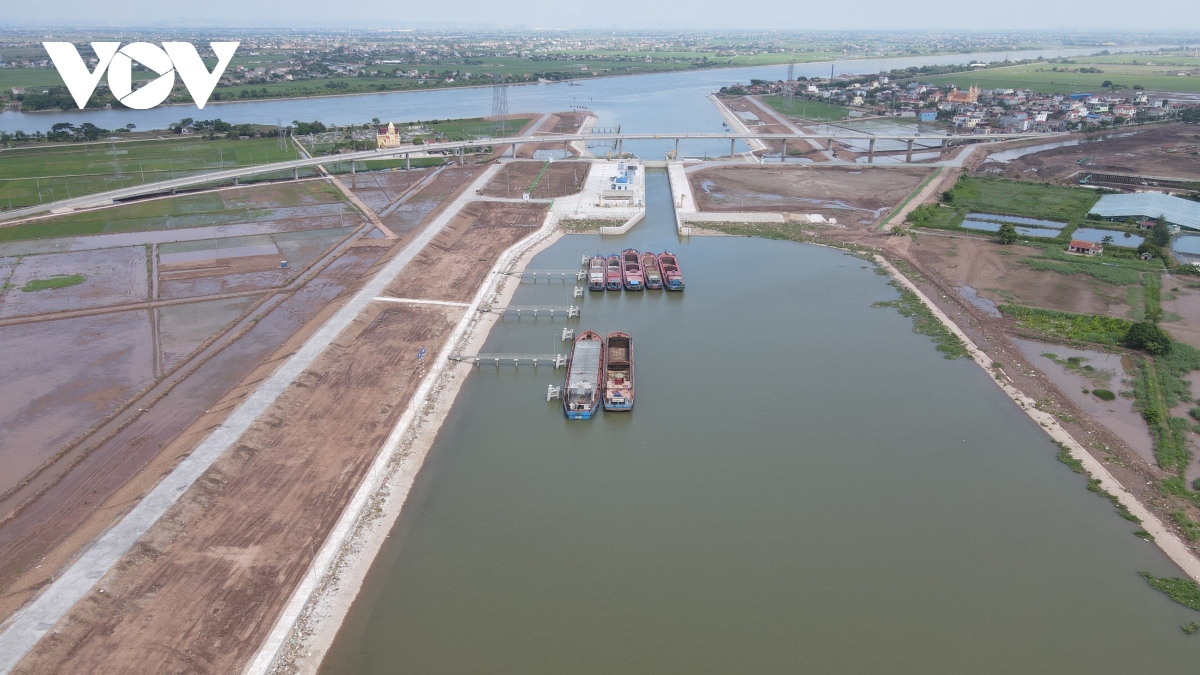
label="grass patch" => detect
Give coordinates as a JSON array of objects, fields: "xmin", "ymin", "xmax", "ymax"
[
  {"xmin": 759, "ymin": 95, "xmax": 850, "ymax": 121},
  {"xmin": 559, "ymin": 218, "xmax": 625, "ymax": 232},
  {"xmin": 941, "ymin": 176, "xmax": 1100, "ymax": 223},
  {"xmin": 20, "ymin": 273, "xmax": 85, "ymax": 292},
  {"xmin": 873, "ymin": 283, "xmax": 968, "ymax": 359},
  {"xmin": 1093, "ymin": 388, "xmax": 1116, "ymax": 401},
  {"xmin": 1000, "ymin": 305, "xmax": 1134, "ymax": 346},
  {"xmin": 1140, "ymin": 572, "xmax": 1200, "ymax": 611},
  {"xmin": 1055, "ymin": 442, "xmax": 1140, "ymax": 523}
]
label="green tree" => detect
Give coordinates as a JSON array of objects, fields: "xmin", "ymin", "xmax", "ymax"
[
  {"xmin": 997, "ymin": 222, "xmax": 1019, "ymax": 244},
  {"xmin": 1152, "ymin": 217, "xmax": 1171, "ymax": 247},
  {"xmin": 1125, "ymin": 321, "xmax": 1171, "ymax": 354},
  {"xmin": 1101, "ymin": 235, "xmax": 1114, "ymax": 247}
]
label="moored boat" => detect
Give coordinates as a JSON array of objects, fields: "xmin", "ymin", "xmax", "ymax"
[
  {"xmin": 564, "ymin": 331, "xmax": 605, "ymax": 419},
  {"xmin": 641, "ymin": 251, "xmax": 663, "ymax": 289},
  {"xmin": 657, "ymin": 252, "xmax": 684, "ymax": 291},
  {"xmin": 588, "ymin": 255, "xmax": 606, "ymax": 291},
  {"xmin": 605, "ymin": 254, "xmax": 622, "ymax": 291},
  {"xmin": 621, "ymin": 248, "xmax": 644, "ymax": 291},
  {"xmin": 603, "ymin": 332, "xmax": 634, "ymax": 411}
]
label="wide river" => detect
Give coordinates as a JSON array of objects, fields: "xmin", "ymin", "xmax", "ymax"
[
  {"xmin": 319, "ymin": 170, "xmax": 1198, "ymax": 673},
  {"xmin": 0, "ymin": 45, "xmax": 1169, "ymax": 159}
]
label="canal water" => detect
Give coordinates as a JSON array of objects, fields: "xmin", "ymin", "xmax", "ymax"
[{"xmin": 319, "ymin": 171, "xmax": 1200, "ymax": 673}]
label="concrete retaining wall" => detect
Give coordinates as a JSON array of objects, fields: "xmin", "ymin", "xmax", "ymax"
[{"xmin": 600, "ymin": 210, "xmax": 646, "ymax": 235}]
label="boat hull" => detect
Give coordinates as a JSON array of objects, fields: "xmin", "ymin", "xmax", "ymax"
[
  {"xmin": 603, "ymin": 331, "xmax": 634, "ymax": 412},
  {"xmin": 605, "ymin": 254, "xmax": 622, "ymax": 291},
  {"xmin": 563, "ymin": 331, "xmax": 605, "ymax": 420},
  {"xmin": 658, "ymin": 252, "xmax": 685, "ymax": 291},
  {"xmin": 621, "ymin": 249, "xmax": 644, "ymax": 291}
]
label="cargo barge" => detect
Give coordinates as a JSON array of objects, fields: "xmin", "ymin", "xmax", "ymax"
[
  {"xmin": 564, "ymin": 331, "xmax": 605, "ymax": 419},
  {"xmin": 588, "ymin": 255, "xmax": 606, "ymax": 292},
  {"xmin": 603, "ymin": 332, "xmax": 634, "ymax": 411},
  {"xmin": 657, "ymin": 252, "xmax": 685, "ymax": 291},
  {"xmin": 622, "ymin": 249, "xmax": 644, "ymax": 291},
  {"xmin": 605, "ymin": 255, "xmax": 623, "ymax": 291},
  {"xmin": 641, "ymin": 251, "xmax": 663, "ymax": 289}
]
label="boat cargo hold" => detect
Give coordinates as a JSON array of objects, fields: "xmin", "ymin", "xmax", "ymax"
[
  {"xmin": 641, "ymin": 251, "xmax": 663, "ymax": 289},
  {"xmin": 604, "ymin": 332, "xmax": 634, "ymax": 411},
  {"xmin": 657, "ymin": 252, "xmax": 685, "ymax": 291},
  {"xmin": 564, "ymin": 331, "xmax": 605, "ymax": 419},
  {"xmin": 605, "ymin": 254, "xmax": 623, "ymax": 291},
  {"xmin": 588, "ymin": 255, "xmax": 606, "ymax": 292},
  {"xmin": 622, "ymin": 249, "xmax": 644, "ymax": 291}
]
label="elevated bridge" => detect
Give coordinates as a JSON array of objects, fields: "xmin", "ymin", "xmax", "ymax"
[{"xmin": 0, "ymin": 129, "xmax": 1053, "ymax": 224}]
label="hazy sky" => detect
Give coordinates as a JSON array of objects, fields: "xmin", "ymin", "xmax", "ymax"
[{"xmin": 8, "ymin": 0, "xmax": 1200, "ymax": 31}]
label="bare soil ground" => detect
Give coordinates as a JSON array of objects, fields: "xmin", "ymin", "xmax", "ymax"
[
  {"xmin": 0, "ymin": 247, "xmax": 149, "ymax": 318},
  {"xmin": 12, "ymin": 195, "xmax": 543, "ymax": 675},
  {"xmin": 382, "ymin": 166, "xmax": 483, "ymax": 238},
  {"xmin": 516, "ymin": 112, "xmax": 592, "ymax": 158},
  {"xmin": 689, "ymin": 165, "xmax": 931, "ymax": 226},
  {"xmin": 0, "ymin": 169, "xmax": 484, "ymax": 623},
  {"xmin": 479, "ymin": 161, "xmax": 591, "ymax": 199},
  {"xmin": 974, "ymin": 123, "xmax": 1200, "ymax": 182},
  {"xmin": 907, "ymin": 231, "xmax": 1132, "ymax": 317},
  {"xmin": 159, "ymin": 254, "xmax": 289, "ymax": 300}
]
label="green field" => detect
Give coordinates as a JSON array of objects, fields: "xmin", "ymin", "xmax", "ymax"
[
  {"xmin": 0, "ymin": 136, "xmax": 299, "ymax": 211},
  {"xmin": 941, "ymin": 176, "xmax": 1101, "ymax": 222},
  {"xmin": 0, "ymin": 180, "xmax": 348, "ymax": 243},
  {"xmin": 760, "ymin": 95, "xmax": 850, "ymax": 121},
  {"xmin": 912, "ymin": 61, "xmax": 1200, "ymax": 94}
]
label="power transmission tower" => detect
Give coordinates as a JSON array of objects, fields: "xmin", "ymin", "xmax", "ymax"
[
  {"xmin": 491, "ymin": 77, "xmax": 509, "ymax": 136},
  {"xmin": 277, "ymin": 119, "xmax": 287, "ymax": 151},
  {"xmin": 787, "ymin": 63, "xmax": 795, "ymax": 104}
]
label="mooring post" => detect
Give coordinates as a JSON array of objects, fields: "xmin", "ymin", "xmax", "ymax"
[
  {"xmin": 905, "ymin": 138, "xmax": 914, "ymax": 163},
  {"xmin": 868, "ymin": 138, "xmax": 876, "ymax": 163}
]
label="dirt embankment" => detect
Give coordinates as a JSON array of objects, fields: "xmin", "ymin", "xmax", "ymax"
[
  {"xmin": 974, "ymin": 123, "xmax": 1200, "ymax": 183},
  {"xmin": 516, "ymin": 111, "xmax": 592, "ymax": 158},
  {"xmin": 9, "ymin": 202, "xmax": 546, "ymax": 674},
  {"xmin": 884, "ymin": 234, "xmax": 1200, "ymax": 558},
  {"xmin": 689, "ymin": 165, "xmax": 931, "ymax": 225},
  {"xmin": 479, "ymin": 161, "xmax": 591, "ymax": 199},
  {"xmin": 0, "ymin": 170, "xmax": 484, "ymax": 626}
]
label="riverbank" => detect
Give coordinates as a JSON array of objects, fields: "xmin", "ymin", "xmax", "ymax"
[{"xmin": 262, "ymin": 218, "xmax": 566, "ymax": 674}]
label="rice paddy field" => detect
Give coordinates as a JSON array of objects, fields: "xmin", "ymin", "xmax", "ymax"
[
  {"xmin": 0, "ymin": 136, "xmax": 300, "ymax": 211},
  {"xmin": 913, "ymin": 60, "xmax": 1200, "ymax": 94}
]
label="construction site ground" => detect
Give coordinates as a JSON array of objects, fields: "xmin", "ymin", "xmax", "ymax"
[
  {"xmin": 7, "ymin": 176, "xmax": 552, "ymax": 674},
  {"xmin": 480, "ymin": 160, "xmax": 593, "ymax": 199},
  {"xmin": 974, "ymin": 123, "xmax": 1200, "ymax": 183},
  {"xmin": 688, "ymin": 165, "xmax": 932, "ymax": 226},
  {"xmin": 516, "ymin": 112, "xmax": 592, "ymax": 159}
]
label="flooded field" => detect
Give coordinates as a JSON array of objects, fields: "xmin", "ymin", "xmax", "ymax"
[
  {"xmin": 158, "ymin": 295, "xmax": 262, "ymax": 370},
  {"xmin": 0, "ymin": 310, "xmax": 153, "ymax": 495},
  {"xmin": 0, "ymin": 247, "xmax": 148, "ymax": 318}
]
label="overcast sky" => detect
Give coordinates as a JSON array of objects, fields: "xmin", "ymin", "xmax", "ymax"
[{"xmin": 8, "ymin": 0, "xmax": 1199, "ymax": 31}]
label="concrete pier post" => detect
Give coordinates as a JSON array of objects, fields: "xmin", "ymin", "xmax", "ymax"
[
  {"xmin": 563, "ymin": 140, "xmax": 569, "ymax": 157},
  {"xmin": 941, "ymin": 138, "xmax": 949, "ymax": 154},
  {"xmin": 511, "ymin": 143, "xmax": 517, "ymax": 158},
  {"xmin": 905, "ymin": 139, "xmax": 914, "ymax": 163},
  {"xmin": 781, "ymin": 138, "xmax": 787, "ymax": 162},
  {"xmin": 730, "ymin": 138, "xmax": 736, "ymax": 157},
  {"xmin": 405, "ymin": 154, "xmax": 410, "ymax": 170},
  {"xmin": 350, "ymin": 162, "xmax": 355, "ymax": 175},
  {"xmin": 233, "ymin": 176, "xmax": 238, "ymax": 186},
  {"xmin": 674, "ymin": 137, "xmax": 680, "ymax": 158},
  {"xmin": 868, "ymin": 138, "xmax": 876, "ymax": 163},
  {"xmin": 457, "ymin": 147, "xmax": 463, "ymax": 165},
  {"xmin": 617, "ymin": 139, "xmax": 623, "ymax": 156},
  {"xmin": 827, "ymin": 138, "xmax": 834, "ymax": 152},
  {"xmin": 292, "ymin": 167, "xmax": 299, "ymax": 180}
]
